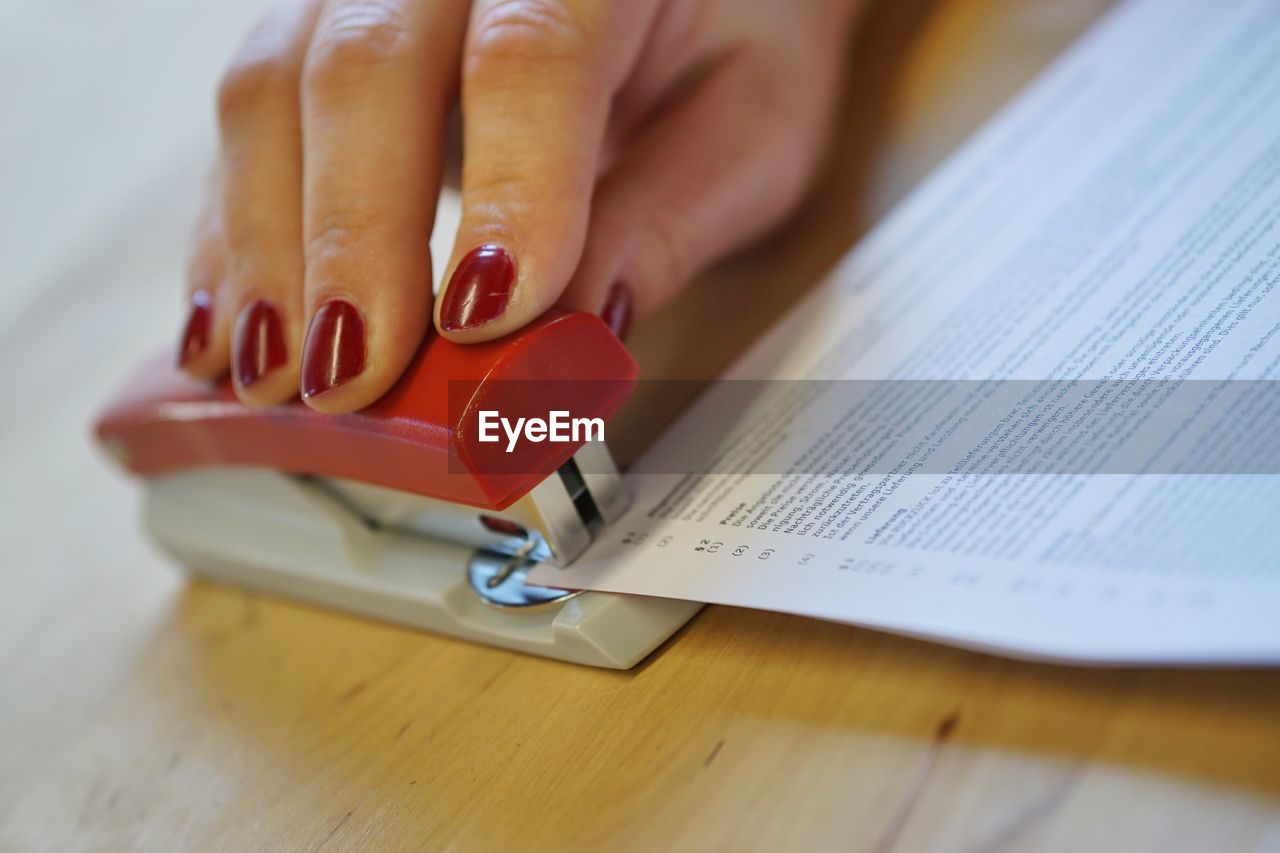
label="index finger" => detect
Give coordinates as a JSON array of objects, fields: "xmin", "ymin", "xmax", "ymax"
[{"xmin": 433, "ymin": 0, "xmax": 659, "ymax": 341}]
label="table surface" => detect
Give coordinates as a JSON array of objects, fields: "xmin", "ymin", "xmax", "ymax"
[{"xmin": 4, "ymin": 0, "xmax": 1279, "ymax": 850}]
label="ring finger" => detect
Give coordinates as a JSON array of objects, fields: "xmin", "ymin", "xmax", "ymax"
[{"xmin": 216, "ymin": 0, "xmax": 323, "ymax": 404}]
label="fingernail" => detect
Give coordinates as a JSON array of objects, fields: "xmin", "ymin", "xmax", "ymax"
[
  {"xmin": 440, "ymin": 244, "xmax": 515, "ymax": 332},
  {"xmin": 600, "ymin": 280, "xmax": 633, "ymax": 340},
  {"xmin": 177, "ymin": 289, "xmax": 213, "ymax": 367},
  {"xmin": 232, "ymin": 298, "xmax": 288, "ymax": 388},
  {"xmin": 301, "ymin": 299, "xmax": 366, "ymax": 399}
]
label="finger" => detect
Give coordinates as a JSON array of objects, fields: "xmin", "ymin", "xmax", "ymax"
[
  {"xmin": 178, "ymin": 167, "xmax": 233, "ymax": 378},
  {"xmin": 298, "ymin": 0, "xmax": 469, "ymax": 412},
  {"xmin": 561, "ymin": 53, "xmax": 835, "ymax": 335},
  {"xmin": 433, "ymin": 0, "xmax": 659, "ymax": 341},
  {"xmin": 216, "ymin": 0, "xmax": 322, "ymax": 405}
]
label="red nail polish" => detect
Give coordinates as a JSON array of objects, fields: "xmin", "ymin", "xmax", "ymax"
[
  {"xmin": 232, "ymin": 298, "xmax": 288, "ymax": 388},
  {"xmin": 600, "ymin": 280, "xmax": 633, "ymax": 340},
  {"xmin": 440, "ymin": 244, "xmax": 515, "ymax": 332},
  {"xmin": 301, "ymin": 299, "xmax": 366, "ymax": 399},
  {"xmin": 177, "ymin": 289, "xmax": 213, "ymax": 367}
]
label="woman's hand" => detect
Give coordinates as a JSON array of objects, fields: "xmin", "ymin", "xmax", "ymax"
[{"xmin": 178, "ymin": 0, "xmax": 863, "ymax": 411}]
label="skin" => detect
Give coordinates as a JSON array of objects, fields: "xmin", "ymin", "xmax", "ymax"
[{"xmin": 181, "ymin": 0, "xmax": 867, "ymax": 411}]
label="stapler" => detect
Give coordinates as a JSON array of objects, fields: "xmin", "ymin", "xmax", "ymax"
[{"xmin": 95, "ymin": 309, "xmax": 701, "ymax": 668}]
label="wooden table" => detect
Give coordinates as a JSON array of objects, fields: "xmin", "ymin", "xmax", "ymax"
[{"xmin": 4, "ymin": 0, "xmax": 1279, "ymax": 849}]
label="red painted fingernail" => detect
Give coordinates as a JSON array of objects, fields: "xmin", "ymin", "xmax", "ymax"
[
  {"xmin": 232, "ymin": 298, "xmax": 288, "ymax": 388},
  {"xmin": 177, "ymin": 289, "xmax": 213, "ymax": 367},
  {"xmin": 600, "ymin": 280, "xmax": 633, "ymax": 340},
  {"xmin": 301, "ymin": 299, "xmax": 366, "ymax": 399},
  {"xmin": 440, "ymin": 244, "xmax": 515, "ymax": 332}
]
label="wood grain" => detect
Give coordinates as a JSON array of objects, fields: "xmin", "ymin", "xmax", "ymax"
[{"xmin": 3, "ymin": 0, "xmax": 1278, "ymax": 850}]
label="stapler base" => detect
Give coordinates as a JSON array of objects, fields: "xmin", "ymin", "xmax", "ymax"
[{"xmin": 144, "ymin": 469, "xmax": 702, "ymax": 669}]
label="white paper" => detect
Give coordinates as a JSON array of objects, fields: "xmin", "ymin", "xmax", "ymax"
[{"xmin": 530, "ymin": 0, "xmax": 1280, "ymax": 664}]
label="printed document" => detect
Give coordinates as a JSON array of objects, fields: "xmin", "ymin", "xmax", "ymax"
[{"xmin": 530, "ymin": 0, "xmax": 1280, "ymax": 663}]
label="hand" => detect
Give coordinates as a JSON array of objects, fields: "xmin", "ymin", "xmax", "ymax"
[{"xmin": 178, "ymin": 0, "xmax": 863, "ymax": 411}]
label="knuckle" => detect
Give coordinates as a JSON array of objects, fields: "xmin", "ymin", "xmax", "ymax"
[
  {"xmin": 462, "ymin": 152, "xmax": 583, "ymax": 211},
  {"xmin": 304, "ymin": 0, "xmax": 413, "ymax": 92},
  {"xmin": 306, "ymin": 203, "xmax": 389, "ymax": 260},
  {"xmin": 464, "ymin": 165, "xmax": 538, "ymax": 203},
  {"xmin": 216, "ymin": 54, "xmax": 295, "ymax": 128},
  {"xmin": 466, "ymin": 0, "xmax": 594, "ymax": 76}
]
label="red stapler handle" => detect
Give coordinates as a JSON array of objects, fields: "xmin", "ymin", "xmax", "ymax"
[{"xmin": 95, "ymin": 310, "xmax": 637, "ymax": 511}]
